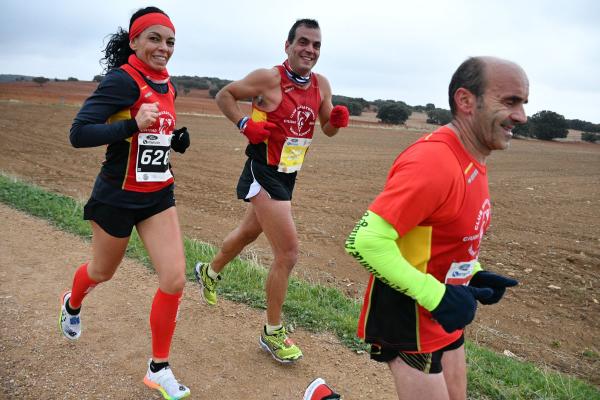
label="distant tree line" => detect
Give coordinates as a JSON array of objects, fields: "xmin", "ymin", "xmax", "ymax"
[
  {"xmin": 513, "ymin": 110, "xmax": 600, "ymax": 142},
  {"xmin": 170, "ymin": 75, "xmax": 210, "ymax": 90},
  {"xmin": 373, "ymin": 100, "xmax": 410, "ymax": 124},
  {"xmin": 332, "ymin": 95, "xmax": 369, "ymax": 116},
  {"xmin": 512, "ymin": 111, "xmax": 567, "ymax": 140},
  {"xmin": 566, "ymin": 118, "xmax": 600, "ymax": 143},
  {"xmin": 413, "ymin": 103, "xmax": 436, "ymax": 113},
  {"xmin": 330, "ymin": 96, "xmax": 454, "ymax": 126},
  {"xmin": 426, "ymin": 108, "xmax": 452, "ymax": 125},
  {"xmin": 16, "ymin": 73, "xmax": 598, "ymax": 139},
  {"xmin": 169, "ymin": 76, "xmax": 232, "ymax": 98},
  {"xmin": 90, "ymin": 75, "xmax": 233, "ymax": 98},
  {"xmin": 32, "ymin": 77, "xmax": 50, "ymax": 86},
  {"xmin": 567, "ymin": 118, "xmax": 600, "ymax": 133},
  {"xmin": 25, "ymin": 76, "xmax": 78, "ymax": 86},
  {"xmin": 581, "ymin": 132, "xmax": 600, "ymax": 143},
  {"xmin": 53, "ymin": 77, "xmax": 78, "ymax": 82}
]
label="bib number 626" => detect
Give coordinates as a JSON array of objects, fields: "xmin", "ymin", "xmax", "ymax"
[{"xmin": 140, "ymin": 148, "xmax": 170, "ymax": 166}]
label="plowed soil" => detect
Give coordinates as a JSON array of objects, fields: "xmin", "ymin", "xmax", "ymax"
[{"xmin": 0, "ymin": 81, "xmax": 599, "ymax": 398}]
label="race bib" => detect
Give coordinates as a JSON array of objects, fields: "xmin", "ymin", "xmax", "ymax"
[
  {"xmin": 136, "ymin": 133, "xmax": 172, "ymax": 182},
  {"xmin": 278, "ymin": 137, "xmax": 312, "ymax": 173},
  {"xmin": 445, "ymin": 260, "xmax": 477, "ymax": 285}
]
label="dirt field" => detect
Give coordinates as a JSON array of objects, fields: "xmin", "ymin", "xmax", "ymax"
[
  {"xmin": 1, "ymin": 82, "xmax": 599, "ymax": 395},
  {"xmin": 0, "ymin": 203, "xmax": 397, "ymax": 399}
]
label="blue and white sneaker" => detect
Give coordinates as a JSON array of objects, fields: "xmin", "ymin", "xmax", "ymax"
[{"xmin": 59, "ymin": 291, "xmax": 81, "ymax": 340}]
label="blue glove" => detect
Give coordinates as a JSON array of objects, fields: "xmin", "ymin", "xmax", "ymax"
[
  {"xmin": 171, "ymin": 127, "xmax": 190, "ymax": 154},
  {"xmin": 431, "ymin": 285, "xmax": 494, "ymax": 333},
  {"xmin": 470, "ymin": 271, "xmax": 518, "ymax": 305}
]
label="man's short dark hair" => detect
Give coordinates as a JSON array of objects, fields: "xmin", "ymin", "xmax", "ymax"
[
  {"xmin": 287, "ymin": 19, "xmax": 320, "ymax": 43},
  {"xmin": 448, "ymin": 57, "xmax": 487, "ymax": 116}
]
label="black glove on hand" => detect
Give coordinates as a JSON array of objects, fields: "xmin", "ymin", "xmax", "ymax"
[
  {"xmin": 171, "ymin": 127, "xmax": 190, "ymax": 154},
  {"xmin": 469, "ymin": 271, "xmax": 518, "ymax": 305},
  {"xmin": 431, "ymin": 285, "xmax": 494, "ymax": 333}
]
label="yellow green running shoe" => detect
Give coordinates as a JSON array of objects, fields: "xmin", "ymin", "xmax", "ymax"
[
  {"xmin": 194, "ymin": 262, "xmax": 220, "ymax": 306},
  {"xmin": 259, "ymin": 325, "xmax": 303, "ymax": 363}
]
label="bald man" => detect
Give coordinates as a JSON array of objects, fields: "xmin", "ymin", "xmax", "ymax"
[{"xmin": 345, "ymin": 57, "xmax": 528, "ymax": 399}]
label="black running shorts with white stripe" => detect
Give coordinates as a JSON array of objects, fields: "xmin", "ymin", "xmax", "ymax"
[{"xmin": 236, "ymin": 158, "xmax": 297, "ymax": 202}]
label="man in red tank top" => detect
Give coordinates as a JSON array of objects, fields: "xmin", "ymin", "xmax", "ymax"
[
  {"xmin": 194, "ymin": 19, "xmax": 350, "ymax": 364},
  {"xmin": 345, "ymin": 57, "xmax": 528, "ymax": 399}
]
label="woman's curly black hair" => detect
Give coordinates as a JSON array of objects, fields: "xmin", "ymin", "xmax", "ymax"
[{"xmin": 100, "ymin": 6, "xmax": 168, "ymax": 73}]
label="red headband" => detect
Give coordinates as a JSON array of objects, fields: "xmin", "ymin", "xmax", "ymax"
[{"xmin": 129, "ymin": 13, "xmax": 175, "ymax": 41}]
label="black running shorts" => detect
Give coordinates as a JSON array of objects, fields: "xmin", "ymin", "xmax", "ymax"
[
  {"xmin": 236, "ymin": 158, "xmax": 297, "ymax": 202},
  {"xmin": 83, "ymin": 190, "xmax": 176, "ymax": 238},
  {"xmin": 369, "ymin": 334, "xmax": 464, "ymax": 374}
]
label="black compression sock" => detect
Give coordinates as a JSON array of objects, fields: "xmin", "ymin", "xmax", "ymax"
[
  {"xmin": 65, "ymin": 300, "xmax": 80, "ymax": 315},
  {"xmin": 150, "ymin": 360, "xmax": 170, "ymax": 373}
]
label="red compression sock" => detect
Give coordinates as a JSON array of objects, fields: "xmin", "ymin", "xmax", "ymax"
[
  {"xmin": 150, "ymin": 288, "xmax": 182, "ymax": 359},
  {"xmin": 69, "ymin": 263, "xmax": 98, "ymax": 309}
]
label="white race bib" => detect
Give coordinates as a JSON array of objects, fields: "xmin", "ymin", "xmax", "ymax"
[
  {"xmin": 445, "ymin": 260, "xmax": 477, "ymax": 285},
  {"xmin": 136, "ymin": 133, "xmax": 173, "ymax": 182}
]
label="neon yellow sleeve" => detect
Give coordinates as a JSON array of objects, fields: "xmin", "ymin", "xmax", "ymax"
[
  {"xmin": 345, "ymin": 210, "xmax": 445, "ymax": 311},
  {"xmin": 473, "ymin": 261, "xmax": 483, "ymax": 274}
]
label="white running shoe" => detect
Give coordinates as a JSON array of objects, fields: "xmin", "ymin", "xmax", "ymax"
[
  {"xmin": 143, "ymin": 359, "xmax": 190, "ymax": 400},
  {"xmin": 59, "ymin": 291, "xmax": 81, "ymax": 340},
  {"xmin": 303, "ymin": 377, "xmax": 341, "ymax": 400}
]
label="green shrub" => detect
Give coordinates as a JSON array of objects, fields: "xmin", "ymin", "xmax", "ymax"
[
  {"xmin": 426, "ymin": 108, "xmax": 452, "ymax": 125},
  {"xmin": 530, "ymin": 110, "xmax": 568, "ymax": 140},
  {"xmin": 581, "ymin": 132, "xmax": 600, "ymax": 143},
  {"xmin": 376, "ymin": 102, "xmax": 410, "ymax": 125}
]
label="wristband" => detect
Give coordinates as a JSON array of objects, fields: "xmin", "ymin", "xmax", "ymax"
[{"xmin": 237, "ymin": 116, "xmax": 250, "ymax": 131}]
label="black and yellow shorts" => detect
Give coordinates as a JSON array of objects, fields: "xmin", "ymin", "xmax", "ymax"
[
  {"xmin": 236, "ymin": 158, "xmax": 297, "ymax": 202},
  {"xmin": 369, "ymin": 334, "xmax": 464, "ymax": 374}
]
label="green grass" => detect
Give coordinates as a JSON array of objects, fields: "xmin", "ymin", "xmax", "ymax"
[
  {"xmin": 1, "ymin": 172, "xmax": 598, "ymax": 400},
  {"xmin": 466, "ymin": 343, "xmax": 599, "ymax": 399}
]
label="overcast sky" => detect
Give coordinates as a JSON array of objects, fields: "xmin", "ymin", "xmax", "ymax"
[{"xmin": 2, "ymin": 0, "xmax": 599, "ymax": 122}]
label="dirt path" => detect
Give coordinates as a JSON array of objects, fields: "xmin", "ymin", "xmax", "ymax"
[
  {"xmin": 0, "ymin": 82, "xmax": 599, "ymax": 390},
  {"xmin": 0, "ymin": 204, "xmax": 395, "ymax": 399}
]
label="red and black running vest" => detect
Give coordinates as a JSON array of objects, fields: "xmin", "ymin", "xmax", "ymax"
[{"xmin": 107, "ymin": 64, "xmax": 176, "ymax": 192}]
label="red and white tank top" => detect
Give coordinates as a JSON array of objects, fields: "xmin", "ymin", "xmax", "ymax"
[{"xmin": 245, "ymin": 65, "xmax": 321, "ymax": 173}]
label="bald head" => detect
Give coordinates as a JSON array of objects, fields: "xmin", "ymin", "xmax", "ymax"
[
  {"xmin": 482, "ymin": 57, "xmax": 529, "ymax": 97},
  {"xmin": 448, "ymin": 56, "xmax": 528, "ymax": 116},
  {"xmin": 481, "ymin": 57, "xmax": 528, "ymax": 85}
]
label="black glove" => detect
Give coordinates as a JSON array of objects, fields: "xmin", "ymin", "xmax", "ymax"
[
  {"xmin": 470, "ymin": 271, "xmax": 518, "ymax": 305},
  {"xmin": 171, "ymin": 127, "xmax": 190, "ymax": 154},
  {"xmin": 431, "ymin": 285, "xmax": 494, "ymax": 333}
]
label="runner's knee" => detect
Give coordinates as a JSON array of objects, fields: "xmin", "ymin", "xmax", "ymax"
[
  {"xmin": 273, "ymin": 246, "xmax": 298, "ymax": 269},
  {"xmin": 87, "ymin": 265, "xmax": 117, "ymax": 283},
  {"xmin": 160, "ymin": 272, "xmax": 186, "ymax": 294},
  {"xmin": 171, "ymin": 275, "xmax": 187, "ymax": 293}
]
